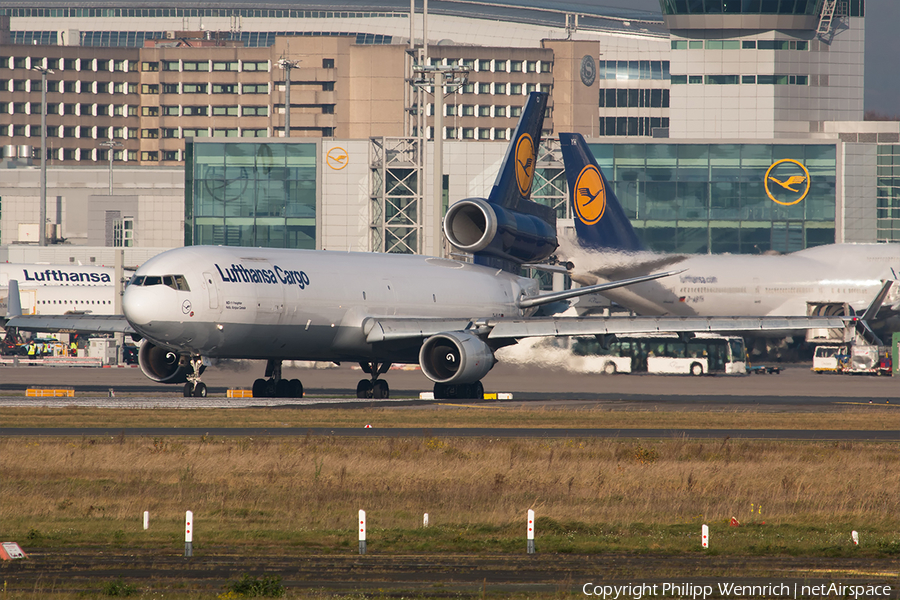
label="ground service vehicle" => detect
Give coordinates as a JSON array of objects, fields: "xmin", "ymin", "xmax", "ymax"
[{"xmin": 572, "ymin": 333, "xmax": 747, "ymax": 375}]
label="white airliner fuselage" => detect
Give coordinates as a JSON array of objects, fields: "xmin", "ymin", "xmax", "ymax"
[
  {"xmin": 569, "ymin": 244, "xmax": 900, "ymax": 318},
  {"xmin": 123, "ymin": 246, "xmax": 537, "ymax": 364}
]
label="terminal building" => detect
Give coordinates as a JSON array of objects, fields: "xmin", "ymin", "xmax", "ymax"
[{"xmin": 0, "ymin": 0, "xmax": 897, "ymax": 266}]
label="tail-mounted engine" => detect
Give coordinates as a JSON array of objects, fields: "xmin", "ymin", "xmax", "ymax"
[
  {"xmin": 444, "ymin": 198, "xmax": 558, "ymax": 265},
  {"xmin": 138, "ymin": 341, "xmax": 191, "ymax": 384},
  {"xmin": 418, "ymin": 331, "xmax": 496, "ymax": 384}
]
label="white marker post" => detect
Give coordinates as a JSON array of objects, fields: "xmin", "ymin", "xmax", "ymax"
[
  {"xmin": 852, "ymin": 530, "xmax": 859, "ymax": 546},
  {"xmin": 359, "ymin": 510, "xmax": 366, "ymax": 555},
  {"xmin": 184, "ymin": 510, "xmax": 193, "ymax": 557},
  {"xmin": 701, "ymin": 524, "xmax": 709, "ymax": 549},
  {"xmin": 423, "ymin": 513, "xmax": 429, "ymax": 527},
  {"xmin": 527, "ymin": 509, "xmax": 535, "ymax": 554},
  {"xmin": 143, "ymin": 511, "xmax": 149, "ymax": 531}
]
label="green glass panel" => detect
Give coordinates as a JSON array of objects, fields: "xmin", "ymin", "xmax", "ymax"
[{"xmin": 709, "ymin": 226, "xmax": 740, "ymax": 253}]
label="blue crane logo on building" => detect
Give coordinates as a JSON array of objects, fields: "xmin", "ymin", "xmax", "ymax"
[{"xmin": 765, "ymin": 159, "xmax": 811, "ymax": 206}]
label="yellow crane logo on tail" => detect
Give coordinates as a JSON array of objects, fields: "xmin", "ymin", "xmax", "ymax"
[
  {"xmin": 514, "ymin": 133, "xmax": 536, "ymax": 197},
  {"xmin": 573, "ymin": 165, "xmax": 606, "ymax": 225},
  {"xmin": 765, "ymin": 159, "xmax": 810, "ymax": 206}
]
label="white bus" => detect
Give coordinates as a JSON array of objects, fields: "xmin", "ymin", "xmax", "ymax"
[{"xmin": 571, "ymin": 333, "xmax": 747, "ymax": 376}]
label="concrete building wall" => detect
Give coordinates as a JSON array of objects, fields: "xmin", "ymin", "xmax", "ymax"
[{"xmin": 841, "ymin": 143, "xmax": 878, "ymax": 243}]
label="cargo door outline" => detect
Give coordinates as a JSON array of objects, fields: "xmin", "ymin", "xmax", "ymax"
[{"xmin": 202, "ymin": 271, "xmax": 219, "ymax": 309}]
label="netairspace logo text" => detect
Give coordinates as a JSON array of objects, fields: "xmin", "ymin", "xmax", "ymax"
[{"xmin": 582, "ymin": 582, "xmax": 893, "ymax": 599}]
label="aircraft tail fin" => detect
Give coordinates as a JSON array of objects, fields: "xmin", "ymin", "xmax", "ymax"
[
  {"xmin": 559, "ymin": 132, "xmax": 645, "ymax": 252},
  {"xmin": 443, "ymin": 92, "xmax": 557, "ymax": 271}
]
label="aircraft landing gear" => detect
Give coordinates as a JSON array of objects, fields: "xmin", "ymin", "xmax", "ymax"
[
  {"xmin": 433, "ymin": 381, "xmax": 484, "ymax": 401},
  {"xmin": 251, "ymin": 359, "xmax": 304, "ymax": 398},
  {"xmin": 183, "ymin": 357, "xmax": 208, "ymax": 397},
  {"xmin": 356, "ymin": 362, "xmax": 391, "ymax": 399}
]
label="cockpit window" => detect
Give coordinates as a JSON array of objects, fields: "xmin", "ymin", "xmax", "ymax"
[
  {"xmin": 173, "ymin": 275, "xmax": 191, "ymax": 291},
  {"xmin": 132, "ymin": 274, "xmax": 190, "ymax": 291}
]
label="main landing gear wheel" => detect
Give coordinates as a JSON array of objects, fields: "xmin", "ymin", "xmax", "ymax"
[
  {"xmin": 250, "ymin": 361, "xmax": 305, "ymax": 398},
  {"xmin": 356, "ymin": 362, "xmax": 392, "ymax": 399},
  {"xmin": 184, "ymin": 357, "xmax": 209, "ymax": 397},
  {"xmin": 433, "ymin": 381, "xmax": 484, "ymax": 400}
]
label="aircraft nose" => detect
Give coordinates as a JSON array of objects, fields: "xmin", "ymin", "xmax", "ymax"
[{"xmin": 122, "ymin": 286, "xmax": 157, "ymax": 326}]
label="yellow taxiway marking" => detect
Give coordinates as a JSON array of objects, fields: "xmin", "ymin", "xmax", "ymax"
[
  {"xmin": 437, "ymin": 403, "xmax": 501, "ymax": 409},
  {"xmin": 835, "ymin": 401, "xmax": 898, "ymax": 407}
]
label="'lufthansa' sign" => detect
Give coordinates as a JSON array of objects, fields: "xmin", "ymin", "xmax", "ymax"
[
  {"xmin": 573, "ymin": 165, "xmax": 606, "ymax": 225},
  {"xmin": 765, "ymin": 159, "xmax": 810, "ymax": 206}
]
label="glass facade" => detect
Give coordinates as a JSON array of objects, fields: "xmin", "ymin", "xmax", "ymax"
[
  {"xmin": 658, "ymin": 0, "xmax": 863, "ymax": 17},
  {"xmin": 588, "ymin": 142, "xmax": 836, "ymax": 254},
  {"xmin": 877, "ymin": 145, "xmax": 900, "ymax": 242},
  {"xmin": 185, "ymin": 140, "xmax": 317, "ymax": 249}
]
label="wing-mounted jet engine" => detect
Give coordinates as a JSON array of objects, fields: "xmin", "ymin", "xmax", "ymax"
[{"xmin": 443, "ymin": 92, "xmax": 558, "ymax": 272}]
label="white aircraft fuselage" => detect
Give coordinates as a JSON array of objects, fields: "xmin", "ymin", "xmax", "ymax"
[
  {"xmin": 123, "ymin": 246, "xmax": 538, "ymax": 364},
  {"xmin": 578, "ymin": 244, "xmax": 900, "ymax": 318}
]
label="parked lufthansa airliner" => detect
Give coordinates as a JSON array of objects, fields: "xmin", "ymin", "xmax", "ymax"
[
  {"xmin": 7, "ymin": 94, "xmax": 847, "ymax": 398},
  {"xmin": 557, "ymin": 133, "xmax": 900, "ymax": 328}
]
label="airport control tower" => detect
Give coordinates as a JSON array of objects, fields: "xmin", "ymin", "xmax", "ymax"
[{"xmin": 659, "ymin": 0, "xmax": 865, "ymax": 139}]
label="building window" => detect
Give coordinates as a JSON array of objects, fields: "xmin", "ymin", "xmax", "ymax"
[
  {"xmin": 495, "ymin": 106, "xmax": 507, "ymax": 117},
  {"xmin": 242, "ymin": 61, "xmax": 268, "ymax": 71},
  {"xmin": 495, "ymin": 129, "xmax": 507, "ymax": 140},
  {"xmin": 141, "ymin": 84, "xmax": 159, "ymax": 94},
  {"xmin": 140, "ymin": 151, "xmax": 158, "ymax": 161},
  {"xmin": 540, "ymin": 62, "xmax": 551, "ymax": 73},
  {"xmin": 510, "ymin": 60, "xmax": 523, "ymax": 72},
  {"xmin": 445, "ymin": 104, "xmax": 456, "ymax": 116},
  {"xmin": 212, "ymin": 61, "xmax": 238, "ymax": 71},
  {"xmin": 242, "ymin": 84, "xmax": 268, "ymax": 94},
  {"xmin": 241, "ymin": 106, "xmax": 268, "ymax": 116},
  {"xmin": 62, "ymin": 126, "xmax": 76, "ymax": 137},
  {"xmin": 478, "ymin": 105, "xmax": 491, "ymax": 117},
  {"xmin": 183, "ymin": 129, "xmax": 209, "ymax": 138},
  {"xmin": 29, "ymin": 102, "xmax": 41, "ymax": 114},
  {"xmin": 461, "ymin": 83, "xmax": 475, "ymax": 94},
  {"xmin": 462, "ymin": 128, "xmax": 474, "ymax": 139},
  {"xmin": 478, "ymin": 59, "xmax": 491, "ymax": 71},
  {"xmin": 212, "ymin": 129, "xmax": 239, "ymax": 137},
  {"xmin": 495, "ymin": 83, "xmax": 506, "ymax": 94},
  {"xmin": 742, "ymin": 75, "xmax": 756, "ymax": 84},
  {"xmin": 461, "ymin": 105, "xmax": 474, "ymax": 116},
  {"xmin": 63, "ymin": 80, "xmax": 77, "ymax": 93},
  {"xmin": 183, "ymin": 61, "xmax": 209, "ymax": 72},
  {"xmin": 141, "ymin": 62, "xmax": 159, "ymax": 72},
  {"xmin": 212, "ymin": 106, "xmax": 238, "ymax": 116},
  {"xmin": 212, "ymin": 84, "xmax": 237, "ymax": 94},
  {"xmin": 511, "ymin": 83, "xmax": 522, "ymax": 95},
  {"xmin": 241, "ymin": 129, "xmax": 268, "ymax": 137},
  {"xmin": 511, "ymin": 106, "xmax": 522, "ymax": 117},
  {"xmin": 162, "ymin": 61, "xmax": 180, "ymax": 71},
  {"xmin": 162, "ymin": 128, "xmax": 179, "ymax": 138},
  {"xmin": 47, "ymin": 80, "xmax": 60, "ymax": 93},
  {"xmin": 141, "ymin": 106, "xmax": 159, "ymax": 116},
  {"xmin": 322, "ymin": 58, "xmax": 335, "ymax": 69},
  {"xmin": 113, "ymin": 60, "xmax": 126, "ymax": 72},
  {"xmin": 494, "ymin": 60, "xmax": 507, "ymax": 72},
  {"xmin": 183, "ymin": 106, "xmax": 208, "ymax": 116},
  {"xmin": 183, "ymin": 83, "xmax": 207, "ymax": 94},
  {"xmin": 478, "ymin": 129, "xmax": 490, "ymax": 140},
  {"xmin": 162, "ymin": 83, "xmax": 179, "ymax": 94},
  {"xmin": 12, "ymin": 124, "xmax": 26, "ymax": 136},
  {"xmin": 162, "ymin": 105, "xmax": 180, "ymax": 116},
  {"xmin": 688, "ymin": 75, "xmax": 703, "ymax": 84},
  {"xmin": 162, "ymin": 151, "xmax": 179, "ymax": 161},
  {"xmin": 478, "ymin": 83, "xmax": 491, "ymax": 94},
  {"xmin": 705, "ymin": 75, "xmax": 739, "ymax": 84},
  {"xmin": 141, "ymin": 129, "xmax": 159, "ymax": 139}
]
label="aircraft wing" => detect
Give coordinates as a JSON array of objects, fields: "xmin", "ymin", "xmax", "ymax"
[
  {"xmin": 485, "ymin": 315, "xmax": 850, "ymax": 339},
  {"xmin": 5, "ymin": 314, "xmax": 135, "ymax": 335},
  {"xmin": 366, "ymin": 315, "xmax": 849, "ymax": 343}
]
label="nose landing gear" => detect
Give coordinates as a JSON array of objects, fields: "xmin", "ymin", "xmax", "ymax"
[
  {"xmin": 356, "ymin": 361, "xmax": 391, "ymax": 399},
  {"xmin": 182, "ymin": 357, "xmax": 208, "ymax": 397},
  {"xmin": 251, "ymin": 359, "xmax": 304, "ymax": 398}
]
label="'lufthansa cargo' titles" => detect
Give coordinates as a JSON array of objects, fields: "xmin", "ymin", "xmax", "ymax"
[{"xmin": 215, "ymin": 263, "xmax": 310, "ymax": 289}]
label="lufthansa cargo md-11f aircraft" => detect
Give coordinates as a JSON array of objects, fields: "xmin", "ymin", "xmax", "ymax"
[{"xmin": 7, "ymin": 93, "xmax": 847, "ymax": 398}]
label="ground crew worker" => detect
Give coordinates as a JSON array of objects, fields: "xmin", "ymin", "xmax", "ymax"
[
  {"xmin": 70, "ymin": 341, "xmax": 77, "ymax": 357},
  {"xmin": 27, "ymin": 342, "xmax": 36, "ymax": 357}
]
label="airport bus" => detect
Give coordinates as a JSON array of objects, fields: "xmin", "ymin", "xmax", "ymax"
[{"xmin": 571, "ymin": 333, "xmax": 747, "ymax": 376}]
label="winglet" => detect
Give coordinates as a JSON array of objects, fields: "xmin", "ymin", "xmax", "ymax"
[
  {"xmin": 5, "ymin": 279, "xmax": 23, "ymax": 319},
  {"xmin": 559, "ymin": 132, "xmax": 645, "ymax": 252}
]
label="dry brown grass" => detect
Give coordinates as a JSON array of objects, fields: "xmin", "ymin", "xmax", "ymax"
[{"xmin": 3, "ymin": 434, "xmax": 898, "ymax": 542}]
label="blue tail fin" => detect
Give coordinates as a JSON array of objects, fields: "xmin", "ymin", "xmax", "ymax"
[
  {"xmin": 559, "ymin": 132, "xmax": 645, "ymax": 252},
  {"xmin": 486, "ymin": 91, "xmax": 550, "ymax": 212},
  {"xmin": 444, "ymin": 92, "xmax": 557, "ymax": 272}
]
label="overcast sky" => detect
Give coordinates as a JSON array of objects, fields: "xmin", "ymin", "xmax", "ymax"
[{"xmin": 597, "ymin": 0, "xmax": 899, "ymax": 117}]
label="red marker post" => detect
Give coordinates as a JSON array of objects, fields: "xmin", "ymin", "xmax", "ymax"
[
  {"xmin": 359, "ymin": 509, "xmax": 366, "ymax": 555},
  {"xmin": 185, "ymin": 510, "xmax": 193, "ymax": 557},
  {"xmin": 527, "ymin": 509, "xmax": 535, "ymax": 554},
  {"xmin": 701, "ymin": 524, "xmax": 709, "ymax": 549}
]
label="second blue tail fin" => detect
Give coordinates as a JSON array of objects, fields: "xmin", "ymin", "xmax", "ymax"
[{"xmin": 559, "ymin": 132, "xmax": 645, "ymax": 252}]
